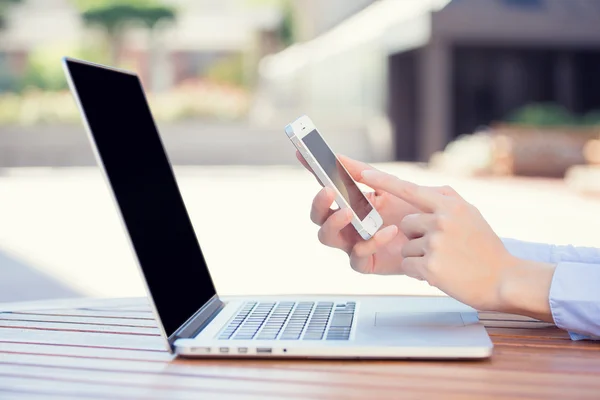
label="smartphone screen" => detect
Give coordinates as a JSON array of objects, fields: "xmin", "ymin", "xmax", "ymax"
[{"xmin": 302, "ymin": 129, "xmax": 373, "ymax": 219}]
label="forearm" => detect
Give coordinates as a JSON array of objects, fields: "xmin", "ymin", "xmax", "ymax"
[{"xmin": 496, "ymin": 258, "xmax": 556, "ymax": 323}]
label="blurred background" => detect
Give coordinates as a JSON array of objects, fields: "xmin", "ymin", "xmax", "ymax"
[{"xmin": 1, "ymin": 0, "xmax": 599, "ymax": 303}]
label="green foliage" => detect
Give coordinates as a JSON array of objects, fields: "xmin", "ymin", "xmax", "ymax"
[
  {"xmin": 72, "ymin": 0, "xmax": 159, "ymax": 13},
  {"xmin": 21, "ymin": 47, "xmax": 70, "ymax": 91},
  {"xmin": 19, "ymin": 43, "xmax": 109, "ymax": 92},
  {"xmin": 0, "ymin": 84, "xmax": 250, "ymax": 125},
  {"xmin": 0, "ymin": 0, "xmax": 22, "ymax": 30},
  {"xmin": 278, "ymin": 0, "xmax": 295, "ymax": 47},
  {"xmin": 136, "ymin": 6, "xmax": 175, "ymax": 28},
  {"xmin": 205, "ymin": 55, "xmax": 247, "ymax": 87},
  {"xmin": 582, "ymin": 110, "xmax": 600, "ymax": 127},
  {"xmin": 508, "ymin": 103, "xmax": 600, "ymax": 127},
  {"xmin": 81, "ymin": 4, "xmax": 175, "ymax": 32},
  {"xmin": 76, "ymin": 0, "xmax": 176, "ymax": 64}
]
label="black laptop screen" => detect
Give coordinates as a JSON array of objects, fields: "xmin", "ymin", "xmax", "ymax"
[{"xmin": 65, "ymin": 59, "xmax": 217, "ymax": 337}]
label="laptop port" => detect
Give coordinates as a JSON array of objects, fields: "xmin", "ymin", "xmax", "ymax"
[
  {"xmin": 219, "ymin": 347, "xmax": 229, "ymax": 354},
  {"xmin": 256, "ymin": 347, "xmax": 272, "ymax": 354},
  {"xmin": 191, "ymin": 347, "xmax": 211, "ymax": 354},
  {"xmin": 237, "ymin": 347, "xmax": 248, "ymax": 354}
]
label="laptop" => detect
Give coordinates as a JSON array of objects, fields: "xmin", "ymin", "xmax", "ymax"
[{"xmin": 63, "ymin": 57, "xmax": 493, "ymax": 359}]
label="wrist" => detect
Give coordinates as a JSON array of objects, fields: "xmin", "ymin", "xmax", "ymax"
[{"xmin": 496, "ymin": 256, "xmax": 556, "ymax": 322}]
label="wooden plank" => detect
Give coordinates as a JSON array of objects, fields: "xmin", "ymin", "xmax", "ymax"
[
  {"xmin": 77, "ymin": 306, "xmax": 153, "ymax": 313},
  {"xmin": 479, "ymin": 312, "xmax": 542, "ymax": 322},
  {"xmin": 0, "ymin": 313, "xmax": 158, "ymax": 328},
  {"xmin": 0, "ymin": 364, "xmax": 349, "ymax": 400},
  {"xmin": 0, "ymin": 376, "xmax": 274, "ymax": 400},
  {"xmin": 6, "ymin": 309, "xmax": 156, "ymax": 320},
  {"xmin": 482, "ymin": 320, "xmax": 555, "ymax": 329},
  {"xmin": 487, "ymin": 327, "xmax": 571, "ymax": 340},
  {"xmin": 0, "ymin": 320, "xmax": 160, "ymax": 335},
  {"xmin": 0, "ymin": 342, "xmax": 173, "ymax": 362},
  {"xmin": 492, "ymin": 337, "xmax": 600, "ymax": 350},
  {"xmin": 0, "ymin": 391, "xmax": 85, "ymax": 400},
  {"xmin": 0, "ymin": 297, "xmax": 148, "ymax": 312},
  {"xmin": 0, "ymin": 327, "xmax": 165, "ymax": 351}
]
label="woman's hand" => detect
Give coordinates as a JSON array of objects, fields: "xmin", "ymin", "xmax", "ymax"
[
  {"xmin": 360, "ymin": 169, "xmax": 537, "ymax": 312},
  {"xmin": 297, "ymin": 152, "xmax": 418, "ymax": 274},
  {"xmin": 298, "ymin": 152, "xmax": 456, "ymax": 276}
]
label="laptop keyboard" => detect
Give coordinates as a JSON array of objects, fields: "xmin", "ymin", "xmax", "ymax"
[{"xmin": 218, "ymin": 301, "xmax": 356, "ymax": 341}]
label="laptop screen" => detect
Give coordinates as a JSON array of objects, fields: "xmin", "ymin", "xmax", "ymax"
[{"xmin": 65, "ymin": 59, "xmax": 217, "ymax": 337}]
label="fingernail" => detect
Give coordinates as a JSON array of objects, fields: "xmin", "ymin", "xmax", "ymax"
[
  {"xmin": 361, "ymin": 170, "xmax": 376, "ymax": 180},
  {"xmin": 383, "ymin": 225, "xmax": 398, "ymax": 237},
  {"xmin": 346, "ymin": 209, "xmax": 354, "ymax": 219}
]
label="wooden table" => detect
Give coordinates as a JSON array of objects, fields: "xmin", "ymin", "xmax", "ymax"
[{"xmin": 1, "ymin": 297, "xmax": 599, "ymax": 399}]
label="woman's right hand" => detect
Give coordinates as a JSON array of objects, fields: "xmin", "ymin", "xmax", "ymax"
[{"xmin": 297, "ymin": 152, "xmax": 420, "ymax": 275}]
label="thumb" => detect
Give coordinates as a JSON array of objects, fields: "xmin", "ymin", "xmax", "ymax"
[{"xmin": 349, "ymin": 225, "xmax": 398, "ymax": 274}]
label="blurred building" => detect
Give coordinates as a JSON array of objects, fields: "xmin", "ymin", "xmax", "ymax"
[
  {"xmin": 290, "ymin": 0, "xmax": 376, "ymax": 41},
  {"xmin": 0, "ymin": 0, "xmax": 82, "ymax": 90},
  {"xmin": 257, "ymin": 0, "xmax": 600, "ymax": 161},
  {"xmin": 0, "ymin": 0, "xmax": 281, "ymax": 91}
]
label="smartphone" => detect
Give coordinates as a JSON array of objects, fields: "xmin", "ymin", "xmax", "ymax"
[{"xmin": 285, "ymin": 115, "xmax": 383, "ymax": 240}]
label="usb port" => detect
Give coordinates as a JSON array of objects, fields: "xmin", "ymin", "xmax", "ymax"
[
  {"xmin": 256, "ymin": 347, "xmax": 272, "ymax": 354},
  {"xmin": 238, "ymin": 347, "xmax": 248, "ymax": 354},
  {"xmin": 219, "ymin": 347, "xmax": 229, "ymax": 353}
]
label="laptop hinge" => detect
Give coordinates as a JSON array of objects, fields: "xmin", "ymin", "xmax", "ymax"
[{"xmin": 168, "ymin": 295, "xmax": 224, "ymax": 348}]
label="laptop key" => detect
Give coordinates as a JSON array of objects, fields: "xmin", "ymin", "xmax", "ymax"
[{"xmin": 256, "ymin": 335, "xmax": 278, "ymax": 340}]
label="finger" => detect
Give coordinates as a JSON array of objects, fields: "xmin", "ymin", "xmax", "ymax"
[
  {"xmin": 317, "ymin": 208, "xmax": 354, "ymax": 249},
  {"xmin": 310, "ymin": 187, "xmax": 336, "ymax": 225},
  {"xmin": 429, "ymin": 185, "xmax": 462, "ymax": 199},
  {"xmin": 296, "ymin": 151, "xmax": 324, "ymax": 186},
  {"xmin": 296, "ymin": 150, "xmax": 311, "ymax": 171},
  {"xmin": 400, "ymin": 213, "xmax": 437, "ymax": 239},
  {"xmin": 400, "ymin": 236, "xmax": 428, "ymax": 258},
  {"xmin": 360, "ymin": 170, "xmax": 445, "ymax": 213},
  {"xmin": 400, "ymin": 257, "xmax": 426, "ymax": 281},
  {"xmin": 350, "ymin": 225, "xmax": 399, "ymax": 273},
  {"xmin": 337, "ymin": 155, "xmax": 374, "ymax": 182},
  {"xmin": 338, "ymin": 155, "xmax": 387, "ymax": 196}
]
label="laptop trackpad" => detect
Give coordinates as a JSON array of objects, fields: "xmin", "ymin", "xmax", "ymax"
[{"xmin": 374, "ymin": 312, "xmax": 465, "ymax": 327}]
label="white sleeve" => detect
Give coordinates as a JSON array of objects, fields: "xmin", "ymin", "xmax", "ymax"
[{"xmin": 501, "ymin": 238, "xmax": 554, "ymax": 263}]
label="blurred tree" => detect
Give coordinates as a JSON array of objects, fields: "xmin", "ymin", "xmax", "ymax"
[
  {"xmin": 0, "ymin": 0, "xmax": 21, "ymax": 30},
  {"xmin": 138, "ymin": 5, "xmax": 176, "ymax": 92},
  {"xmin": 72, "ymin": 0, "xmax": 175, "ymax": 67},
  {"xmin": 246, "ymin": 0, "xmax": 296, "ymax": 47},
  {"xmin": 278, "ymin": 0, "xmax": 295, "ymax": 47}
]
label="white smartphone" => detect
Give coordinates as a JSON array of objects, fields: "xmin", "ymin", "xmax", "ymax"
[{"xmin": 285, "ymin": 115, "xmax": 383, "ymax": 240}]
